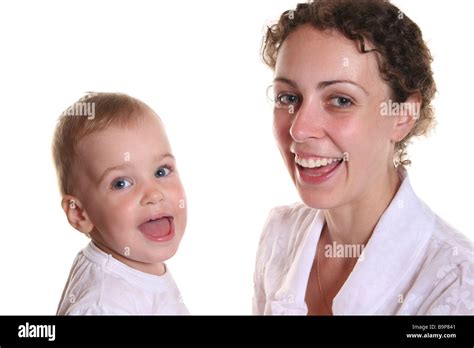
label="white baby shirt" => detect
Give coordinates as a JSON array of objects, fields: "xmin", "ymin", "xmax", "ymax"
[{"xmin": 57, "ymin": 242, "xmax": 189, "ymax": 315}]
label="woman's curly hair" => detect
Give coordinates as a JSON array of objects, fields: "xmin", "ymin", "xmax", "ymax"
[{"xmin": 262, "ymin": 0, "xmax": 436, "ymax": 167}]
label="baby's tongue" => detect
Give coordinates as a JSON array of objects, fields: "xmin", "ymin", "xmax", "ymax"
[{"xmin": 139, "ymin": 217, "xmax": 170, "ymax": 237}]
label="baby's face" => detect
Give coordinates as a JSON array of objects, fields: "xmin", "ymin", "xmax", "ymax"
[{"xmin": 74, "ymin": 111, "xmax": 187, "ymax": 275}]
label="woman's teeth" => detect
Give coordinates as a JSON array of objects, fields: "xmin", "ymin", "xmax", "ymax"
[{"xmin": 295, "ymin": 155, "xmax": 342, "ymax": 168}]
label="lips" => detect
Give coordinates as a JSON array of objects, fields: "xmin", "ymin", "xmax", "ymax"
[
  {"xmin": 138, "ymin": 216, "xmax": 175, "ymax": 242},
  {"xmin": 292, "ymin": 151, "xmax": 344, "ymax": 185},
  {"xmin": 297, "ymin": 159, "xmax": 341, "ymax": 175}
]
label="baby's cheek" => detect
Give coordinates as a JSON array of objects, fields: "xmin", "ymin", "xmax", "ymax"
[
  {"xmin": 169, "ymin": 177, "xmax": 186, "ymax": 203},
  {"xmin": 101, "ymin": 196, "xmax": 136, "ymax": 229},
  {"xmin": 177, "ymin": 207, "xmax": 187, "ymax": 235},
  {"xmin": 176, "ymin": 193, "xmax": 187, "ymax": 220},
  {"xmin": 174, "ymin": 186, "xmax": 187, "ymax": 231}
]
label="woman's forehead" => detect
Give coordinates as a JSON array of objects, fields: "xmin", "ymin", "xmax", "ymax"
[{"xmin": 275, "ymin": 25, "xmax": 381, "ymax": 87}]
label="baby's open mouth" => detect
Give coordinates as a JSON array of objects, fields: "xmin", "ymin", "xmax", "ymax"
[{"xmin": 138, "ymin": 216, "xmax": 175, "ymax": 242}]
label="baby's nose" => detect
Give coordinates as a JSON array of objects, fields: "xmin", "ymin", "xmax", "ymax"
[{"xmin": 140, "ymin": 186, "xmax": 165, "ymax": 205}]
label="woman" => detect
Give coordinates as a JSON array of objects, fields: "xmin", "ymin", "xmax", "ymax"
[{"xmin": 253, "ymin": 0, "xmax": 473, "ymax": 315}]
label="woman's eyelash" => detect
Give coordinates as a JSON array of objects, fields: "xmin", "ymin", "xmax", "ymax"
[
  {"xmin": 275, "ymin": 93, "xmax": 300, "ymax": 107},
  {"xmin": 273, "ymin": 93, "xmax": 355, "ymax": 108},
  {"xmin": 329, "ymin": 95, "xmax": 355, "ymax": 107}
]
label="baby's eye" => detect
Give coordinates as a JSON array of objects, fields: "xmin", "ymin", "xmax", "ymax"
[
  {"xmin": 155, "ymin": 166, "xmax": 171, "ymax": 178},
  {"xmin": 111, "ymin": 178, "xmax": 132, "ymax": 190},
  {"xmin": 275, "ymin": 93, "xmax": 300, "ymax": 108},
  {"xmin": 329, "ymin": 96, "xmax": 353, "ymax": 108}
]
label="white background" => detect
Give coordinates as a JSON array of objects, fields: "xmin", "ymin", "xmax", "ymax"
[{"xmin": 0, "ymin": 0, "xmax": 472, "ymax": 315}]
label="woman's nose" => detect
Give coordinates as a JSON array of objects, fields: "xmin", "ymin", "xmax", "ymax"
[{"xmin": 289, "ymin": 101, "xmax": 325, "ymax": 142}]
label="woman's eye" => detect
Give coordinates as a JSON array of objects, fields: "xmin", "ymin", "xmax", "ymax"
[
  {"xmin": 111, "ymin": 178, "xmax": 132, "ymax": 190},
  {"xmin": 329, "ymin": 96, "xmax": 353, "ymax": 108},
  {"xmin": 275, "ymin": 93, "xmax": 300, "ymax": 108},
  {"xmin": 155, "ymin": 166, "xmax": 171, "ymax": 178}
]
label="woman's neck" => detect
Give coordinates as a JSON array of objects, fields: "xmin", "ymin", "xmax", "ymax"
[{"xmin": 323, "ymin": 167, "xmax": 402, "ymax": 247}]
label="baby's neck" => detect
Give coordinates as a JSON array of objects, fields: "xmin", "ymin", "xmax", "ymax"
[{"xmin": 91, "ymin": 239, "xmax": 166, "ymax": 276}]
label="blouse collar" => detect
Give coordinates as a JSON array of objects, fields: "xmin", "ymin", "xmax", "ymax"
[{"xmin": 332, "ymin": 170, "xmax": 435, "ymax": 314}]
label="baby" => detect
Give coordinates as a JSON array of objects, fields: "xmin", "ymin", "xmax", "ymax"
[{"xmin": 53, "ymin": 92, "xmax": 188, "ymax": 315}]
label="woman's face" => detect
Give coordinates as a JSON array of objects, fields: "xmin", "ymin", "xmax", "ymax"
[{"xmin": 273, "ymin": 25, "xmax": 401, "ymax": 209}]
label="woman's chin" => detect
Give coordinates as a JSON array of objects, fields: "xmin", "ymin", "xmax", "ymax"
[{"xmin": 298, "ymin": 190, "xmax": 341, "ymax": 210}]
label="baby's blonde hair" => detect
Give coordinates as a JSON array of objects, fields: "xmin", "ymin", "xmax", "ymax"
[{"xmin": 52, "ymin": 92, "xmax": 153, "ymax": 196}]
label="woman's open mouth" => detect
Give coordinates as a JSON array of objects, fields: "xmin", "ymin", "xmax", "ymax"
[
  {"xmin": 138, "ymin": 216, "xmax": 175, "ymax": 242},
  {"xmin": 294, "ymin": 154, "xmax": 344, "ymax": 185}
]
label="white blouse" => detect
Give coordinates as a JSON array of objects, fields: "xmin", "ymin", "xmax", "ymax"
[{"xmin": 253, "ymin": 171, "xmax": 474, "ymax": 315}]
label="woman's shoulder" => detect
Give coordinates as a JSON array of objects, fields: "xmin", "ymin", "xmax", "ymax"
[
  {"xmin": 260, "ymin": 202, "xmax": 318, "ymax": 238},
  {"xmin": 413, "ymin": 215, "xmax": 474, "ymax": 314},
  {"xmin": 409, "ymin": 190, "xmax": 473, "ymax": 272},
  {"xmin": 425, "ymin": 212, "xmax": 473, "ymax": 266},
  {"xmin": 256, "ymin": 202, "xmax": 320, "ymax": 265},
  {"xmin": 266, "ymin": 202, "xmax": 319, "ymax": 226}
]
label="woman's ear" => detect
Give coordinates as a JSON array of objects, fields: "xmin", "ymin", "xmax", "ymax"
[
  {"xmin": 61, "ymin": 195, "xmax": 94, "ymax": 234},
  {"xmin": 390, "ymin": 93, "xmax": 421, "ymax": 143}
]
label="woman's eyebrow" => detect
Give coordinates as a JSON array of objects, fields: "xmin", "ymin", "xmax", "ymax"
[
  {"xmin": 274, "ymin": 76, "xmax": 298, "ymax": 88},
  {"xmin": 274, "ymin": 76, "xmax": 368, "ymax": 96},
  {"xmin": 318, "ymin": 79, "xmax": 369, "ymax": 95}
]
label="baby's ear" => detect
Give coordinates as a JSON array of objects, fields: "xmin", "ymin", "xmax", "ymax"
[{"xmin": 61, "ymin": 195, "xmax": 94, "ymax": 234}]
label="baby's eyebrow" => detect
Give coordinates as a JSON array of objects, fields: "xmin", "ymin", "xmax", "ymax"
[
  {"xmin": 156, "ymin": 153, "xmax": 175, "ymax": 162},
  {"xmin": 98, "ymin": 163, "xmax": 133, "ymax": 185}
]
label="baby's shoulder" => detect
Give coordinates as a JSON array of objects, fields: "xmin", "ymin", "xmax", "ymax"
[
  {"xmin": 59, "ymin": 256, "xmax": 143, "ymax": 315},
  {"xmin": 61, "ymin": 271, "xmax": 140, "ymax": 315}
]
